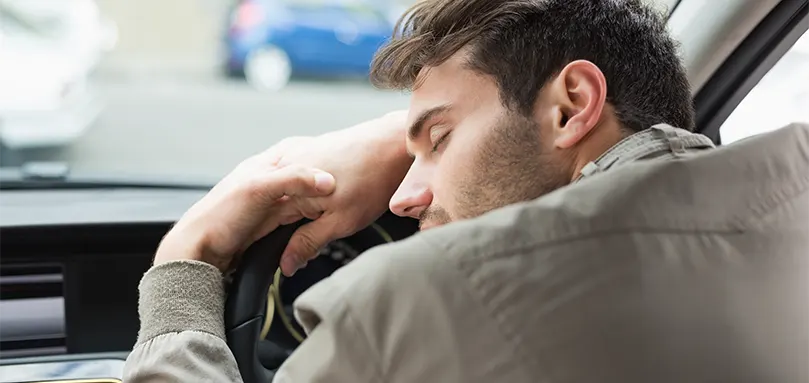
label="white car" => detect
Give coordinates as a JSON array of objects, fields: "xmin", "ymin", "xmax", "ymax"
[{"xmin": 0, "ymin": 0, "xmax": 116, "ymax": 156}]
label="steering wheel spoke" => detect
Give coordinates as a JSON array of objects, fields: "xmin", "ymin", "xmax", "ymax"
[{"xmin": 225, "ymin": 221, "xmax": 305, "ymax": 383}]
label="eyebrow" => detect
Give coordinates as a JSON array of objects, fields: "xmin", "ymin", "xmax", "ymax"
[{"xmin": 407, "ymin": 104, "xmax": 452, "ymax": 140}]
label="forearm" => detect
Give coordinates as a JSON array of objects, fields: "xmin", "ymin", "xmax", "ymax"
[
  {"xmin": 367, "ymin": 111, "xmax": 414, "ymax": 195},
  {"xmin": 122, "ymin": 260, "xmax": 243, "ymax": 383}
]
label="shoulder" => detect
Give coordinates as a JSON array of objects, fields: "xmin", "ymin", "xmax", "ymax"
[
  {"xmin": 298, "ymin": 233, "xmax": 461, "ymax": 315},
  {"xmin": 295, "ymin": 230, "xmax": 529, "ymax": 381}
]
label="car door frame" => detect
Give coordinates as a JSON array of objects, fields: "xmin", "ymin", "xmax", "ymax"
[{"xmin": 692, "ymin": 0, "xmax": 809, "ymax": 144}]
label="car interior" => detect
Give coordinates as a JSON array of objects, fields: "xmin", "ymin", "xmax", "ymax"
[{"xmin": 0, "ymin": 0, "xmax": 807, "ymax": 382}]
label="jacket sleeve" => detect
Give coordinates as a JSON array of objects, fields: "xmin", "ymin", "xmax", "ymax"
[{"xmin": 122, "ymin": 260, "xmax": 243, "ymax": 383}]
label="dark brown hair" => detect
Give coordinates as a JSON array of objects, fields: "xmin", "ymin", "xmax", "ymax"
[{"xmin": 370, "ymin": 0, "xmax": 695, "ymax": 133}]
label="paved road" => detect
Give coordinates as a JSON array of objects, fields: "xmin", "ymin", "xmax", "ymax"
[
  {"xmin": 20, "ymin": 76, "xmax": 410, "ymax": 179},
  {"xmin": 1, "ymin": 0, "xmax": 413, "ymax": 180}
]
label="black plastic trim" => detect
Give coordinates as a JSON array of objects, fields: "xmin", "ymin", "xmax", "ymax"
[
  {"xmin": 0, "ymin": 223, "xmax": 169, "ymax": 356},
  {"xmin": 668, "ymin": 0, "xmax": 683, "ymax": 19}
]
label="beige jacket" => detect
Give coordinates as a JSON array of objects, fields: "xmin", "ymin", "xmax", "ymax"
[{"xmin": 122, "ymin": 123, "xmax": 809, "ymax": 382}]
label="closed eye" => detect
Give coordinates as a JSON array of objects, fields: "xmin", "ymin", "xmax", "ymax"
[{"xmin": 431, "ymin": 132, "xmax": 450, "ymax": 153}]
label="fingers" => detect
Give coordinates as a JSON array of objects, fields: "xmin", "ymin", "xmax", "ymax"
[
  {"xmin": 247, "ymin": 195, "xmax": 326, "ymax": 244},
  {"xmin": 280, "ymin": 217, "xmax": 338, "ymax": 276},
  {"xmin": 250, "ymin": 165, "xmax": 336, "ymax": 203},
  {"xmin": 248, "ymin": 209, "xmax": 307, "ymax": 245}
]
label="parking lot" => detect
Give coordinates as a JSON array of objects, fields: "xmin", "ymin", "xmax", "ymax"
[
  {"xmin": 0, "ymin": 0, "xmax": 409, "ymax": 182},
  {"xmin": 1, "ymin": 0, "xmax": 412, "ymax": 180}
]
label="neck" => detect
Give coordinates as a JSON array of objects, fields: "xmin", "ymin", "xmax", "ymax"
[{"xmin": 569, "ymin": 119, "xmax": 626, "ymax": 182}]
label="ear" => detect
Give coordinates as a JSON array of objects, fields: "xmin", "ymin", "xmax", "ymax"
[{"xmin": 545, "ymin": 60, "xmax": 608, "ymax": 149}]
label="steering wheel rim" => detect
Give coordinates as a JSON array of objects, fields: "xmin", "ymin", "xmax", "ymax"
[{"xmin": 225, "ymin": 220, "xmax": 306, "ymax": 383}]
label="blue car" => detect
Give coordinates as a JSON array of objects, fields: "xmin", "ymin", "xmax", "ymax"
[{"xmin": 224, "ymin": 0, "xmax": 399, "ymax": 91}]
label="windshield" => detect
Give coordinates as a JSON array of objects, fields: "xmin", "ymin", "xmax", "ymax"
[{"xmin": 0, "ymin": 0, "xmax": 680, "ymax": 180}]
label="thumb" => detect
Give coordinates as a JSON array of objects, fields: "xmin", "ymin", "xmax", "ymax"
[{"xmin": 280, "ymin": 217, "xmax": 338, "ymax": 276}]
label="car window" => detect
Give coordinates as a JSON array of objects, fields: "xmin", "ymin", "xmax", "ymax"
[
  {"xmin": 0, "ymin": 0, "xmax": 688, "ymax": 177},
  {"xmin": 719, "ymin": 28, "xmax": 809, "ymax": 144}
]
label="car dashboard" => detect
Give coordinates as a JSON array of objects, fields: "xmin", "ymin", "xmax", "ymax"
[{"xmin": 0, "ymin": 186, "xmax": 418, "ymax": 382}]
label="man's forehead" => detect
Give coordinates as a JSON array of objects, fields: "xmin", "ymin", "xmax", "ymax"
[
  {"xmin": 408, "ymin": 53, "xmax": 481, "ymax": 123},
  {"xmin": 413, "ymin": 51, "xmax": 471, "ymax": 92},
  {"xmin": 408, "ymin": 54, "xmax": 499, "ymax": 122}
]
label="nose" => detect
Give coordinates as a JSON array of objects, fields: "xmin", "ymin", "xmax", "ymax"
[{"xmin": 389, "ymin": 171, "xmax": 433, "ymax": 219}]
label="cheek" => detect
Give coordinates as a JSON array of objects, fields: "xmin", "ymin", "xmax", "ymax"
[{"xmin": 432, "ymin": 136, "xmax": 477, "ymax": 209}]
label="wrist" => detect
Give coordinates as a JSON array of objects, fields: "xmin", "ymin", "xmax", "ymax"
[
  {"xmin": 372, "ymin": 112, "xmax": 413, "ymax": 193},
  {"xmin": 379, "ymin": 111, "xmax": 413, "ymax": 164},
  {"xmin": 154, "ymin": 224, "xmax": 222, "ymax": 270}
]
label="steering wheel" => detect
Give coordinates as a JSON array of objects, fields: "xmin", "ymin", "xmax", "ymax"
[
  {"xmin": 224, "ymin": 214, "xmax": 416, "ymax": 382},
  {"xmin": 224, "ymin": 221, "xmax": 306, "ymax": 383}
]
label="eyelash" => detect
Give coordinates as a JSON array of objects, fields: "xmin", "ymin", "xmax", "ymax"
[{"xmin": 431, "ymin": 132, "xmax": 450, "ymax": 153}]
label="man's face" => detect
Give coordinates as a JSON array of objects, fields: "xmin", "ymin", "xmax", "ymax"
[{"xmin": 389, "ymin": 53, "xmax": 573, "ymax": 230}]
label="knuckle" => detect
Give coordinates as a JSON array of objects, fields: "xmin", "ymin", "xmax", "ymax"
[
  {"xmin": 281, "ymin": 165, "xmax": 314, "ymax": 187},
  {"xmin": 295, "ymin": 231, "xmax": 320, "ymax": 255},
  {"xmin": 256, "ymin": 166, "xmax": 313, "ymax": 199},
  {"xmin": 301, "ymin": 209, "xmax": 323, "ymax": 220},
  {"xmin": 277, "ymin": 162, "xmax": 305, "ymax": 174},
  {"xmin": 294, "ymin": 199, "xmax": 323, "ymax": 220},
  {"xmin": 243, "ymin": 177, "xmax": 271, "ymax": 201}
]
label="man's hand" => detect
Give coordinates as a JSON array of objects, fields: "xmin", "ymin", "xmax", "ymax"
[
  {"xmin": 269, "ymin": 111, "xmax": 413, "ymax": 276},
  {"xmin": 154, "ymin": 152, "xmax": 337, "ymax": 272},
  {"xmin": 154, "ymin": 110, "xmax": 411, "ymax": 275}
]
